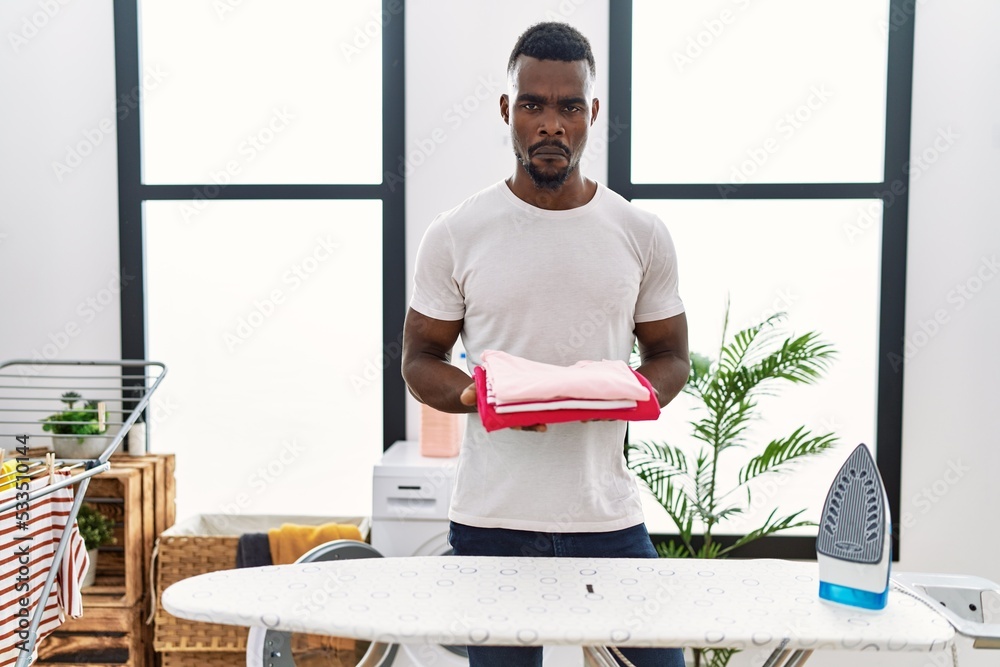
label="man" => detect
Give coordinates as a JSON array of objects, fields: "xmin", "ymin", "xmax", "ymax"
[{"xmin": 402, "ymin": 22, "xmax": 688, "ymax": 667}]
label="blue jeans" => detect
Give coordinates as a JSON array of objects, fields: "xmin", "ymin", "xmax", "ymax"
[{"xmin": 448, "ymin": 521, "xmax": 686, "ymax": 667}]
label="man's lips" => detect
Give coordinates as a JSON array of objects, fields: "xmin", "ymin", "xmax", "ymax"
[{"xmin": 531, "ymin": 146, "xmax": 569, "ymax": 159}]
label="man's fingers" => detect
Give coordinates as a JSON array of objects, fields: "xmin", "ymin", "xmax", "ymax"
[
  {"xmin": 459, "ymin": 383, "xmax": 477, "ymax": 406},
  {"xmin": 459, "ymin": 384, "xmax": 546, "ymax": 430}
]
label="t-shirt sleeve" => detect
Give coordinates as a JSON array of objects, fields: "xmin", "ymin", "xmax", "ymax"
[
  {"xmin": 410, "ymin": 215, "xmax": 466, "ymax": 321},
  {"xmin": 634, "ymin": 216, "xmax": 685, "ymax": 323}
]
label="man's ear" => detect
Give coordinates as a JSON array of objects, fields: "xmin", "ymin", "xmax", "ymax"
[
  {"xmin": 500, "ymin": 94, "xmax": 510, "ymax": 124},
  {"xmin": 590, "ymin": 98, "xmax": 600, "ymax": 126}
]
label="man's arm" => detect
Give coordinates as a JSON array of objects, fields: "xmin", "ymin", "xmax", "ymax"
[
  {"xmin": 401, "ymin": 308, "xmax": 476, "ymax": 414},
  {"xmin": 634, "ymin": 312, "xmax": 690, "ymax": 408}
]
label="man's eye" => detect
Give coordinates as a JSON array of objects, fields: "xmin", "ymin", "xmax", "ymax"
[
  {"xmin": 523, "ymin": 103, "xmax": 540, "ymax": 110},
  {"xmin": 564, "ymin": 106, "xmax": 581, "ymax": 113}
]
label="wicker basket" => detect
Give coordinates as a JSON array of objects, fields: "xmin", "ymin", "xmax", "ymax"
[
  {"xmin": 160, "ymin": 651, "xmax": 246, "ymax": 667},
  {"xmin": 161, "ymin": 647, "xmax": 367, "ymax": 667},
  {"xmin": 153, "ymin": 513, "xmax": 370, "ymax": 653}
]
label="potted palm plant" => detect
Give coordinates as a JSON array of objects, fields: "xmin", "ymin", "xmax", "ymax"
[
  {"xmin": 41, "ymin": 391, "xmax": 110, "ymax": 459},
  {"xmin": 628, "ymin": 304, "xmax": 840, "ymax": 667},
  {"xmin": 77, "ymin": 502, "xmax": 116, "ymax": 587}
]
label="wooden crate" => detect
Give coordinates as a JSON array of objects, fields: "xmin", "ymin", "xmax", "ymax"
[
  {"xmin": 81, "ymin": 466, "xmax": 143, "ymax": 607},
  {"xmin": 111, "ymin": 453, "xmax": 177, "ymax": 537},
  {"xmin": 36, "ymin": 602, "xmax": 150, "ymax": 667},
  {"xmin": 82, "ymin": 454, "xmax": 176, "ymax": 609}
]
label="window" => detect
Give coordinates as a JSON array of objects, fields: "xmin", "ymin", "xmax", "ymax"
[
  {"xmin": 115, "ymin": 0, "xmax": 406, "ymax": 520},
  {"xmin": 610, "ymin": 0, "xmax": 913, "ymax": 557}
]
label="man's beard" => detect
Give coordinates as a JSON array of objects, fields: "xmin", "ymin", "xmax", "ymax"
[
  {"xmin": 518, "ymin": 153, "xmax": 577, "ymax": 190},
  {"xmin": 514, "ymin": 139, "xmax": 579, "ymax": 190}
]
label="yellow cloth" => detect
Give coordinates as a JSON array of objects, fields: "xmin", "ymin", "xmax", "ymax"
[
  {"xmin": 0, "ymin": 459, "xmax": 18, "ymax": 492},
  {"xmin": 267, "ymin": 522, "xmax": 363, "ymax": 566}
]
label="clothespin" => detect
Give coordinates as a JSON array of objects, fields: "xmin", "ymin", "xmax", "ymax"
[
  {"xmin": 98, "ymin": 401, "xmax": 106, "ymax": 433},
  {"xmin": 46, "ymin": 452, "xmax": 56, "ymax": 486},
  {"xmin": 0, "ymin": 449, "xmax": 8, "ymax": 489}
]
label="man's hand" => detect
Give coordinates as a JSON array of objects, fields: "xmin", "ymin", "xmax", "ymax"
[
  {"xmin": 460, "ymin": 382, "xmax": 547, "ymax": 432},
  {"xmin": 459, "ymin": 383, "xmax": 477, "ymax": 408}
]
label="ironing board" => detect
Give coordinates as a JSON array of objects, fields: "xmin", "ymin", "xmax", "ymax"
[{"xmin": 162, "ymin": 556, "xmax": 954, "ymax": 666}]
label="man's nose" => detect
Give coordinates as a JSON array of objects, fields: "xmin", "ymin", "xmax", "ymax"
[{"xmin": 537, "ymin": 109, "xmax": 565, "ymax": 135}]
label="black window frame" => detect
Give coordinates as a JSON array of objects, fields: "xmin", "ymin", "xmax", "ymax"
[
  {"xmin": 113, "ymin": 0, "xmax": 407, "ymax": 451},
  {"xmin": 609, "ymin": 0, "xmax": 915, "ymax": 559}
]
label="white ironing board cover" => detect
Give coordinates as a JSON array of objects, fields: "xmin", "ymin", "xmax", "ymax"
[{"xmin": 162, "ymin": 556, "xmax": 954, "ymax": 652}]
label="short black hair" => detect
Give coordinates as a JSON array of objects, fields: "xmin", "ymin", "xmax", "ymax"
[{"xmin": 507, "ymin": 22, "xmax": 596, "ymax": 78}]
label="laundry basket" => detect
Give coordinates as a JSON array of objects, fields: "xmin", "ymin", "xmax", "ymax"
[{"xmin": 153, "ymin": 513, "xmax": 370, "ymax": 667}]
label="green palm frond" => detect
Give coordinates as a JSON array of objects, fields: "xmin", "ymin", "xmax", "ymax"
[
  {"xmin": 656, "ymin": 540, "xmax": 691, "ymax": 559},
  {"xmin": 627, "ymin": 441, "xmax": 690, "ymax": 502},
  {"xmin": 739, "ymin": 427, "xmax": 838, "ymax": 485},
  {"xmin": 690, "ymin": 395, "xmax": 755, "ymax": 452},
  {"xmin": 693, "ymin": 449, "xmax": 713, "ymax": 510},
  {"xmin": 718, "ymin": 312, "xmax": 785, "ymax": 375},
  {"xmin": 684, "ymin": 352, "xmax": 714, "ymax": 399},
  {"xmin": 711, "ymin": 505, "xmax": 744, "ymax": 524},
  {"xmin": 744, "ymin": 332, "xmax": 836, "ymax": 389},
  {"xmin": 719, "ymin": 508, "xmax": 815, "ymax": 557},
  {"xmin": 700, "ymin": 648, "xmax": 740, "ymax": 667},
  {"xmin": 661, "ymin": 480, "xmax": 694, "ymax": 544},
  {"xmin": 695, "ymin": 540, "xmax": 723, "ymax": 559}
]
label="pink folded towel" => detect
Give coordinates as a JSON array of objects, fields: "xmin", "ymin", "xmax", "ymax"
[
  {"xmin": 473, "ymin": 365, "xmax": 660, "ymax": 432},
  {"xmin": 481, "ymin": 350, "xmax": 650, "ymax": 403},
  {"xmin": 494, "ymin": 398, "xmax": 638, "ymax": 414}
]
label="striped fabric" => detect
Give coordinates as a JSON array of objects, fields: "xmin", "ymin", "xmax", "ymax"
[{"xmin": 1, "ymin": 470, "xmax": 88, "ymax": 667}]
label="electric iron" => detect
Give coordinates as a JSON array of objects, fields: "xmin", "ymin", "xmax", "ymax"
[{"xmin": 816, "ymin": 443, "xmax": 892, "ymax": 610}]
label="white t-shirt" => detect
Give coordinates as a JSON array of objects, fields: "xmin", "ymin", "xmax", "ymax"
[{"xmin": 410, "ymin": 180, "xmax": 685, "ymax": 532}]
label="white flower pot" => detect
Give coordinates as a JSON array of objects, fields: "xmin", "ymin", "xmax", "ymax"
[
  {"xmin": 127, "ymin": 421, "xmax": 147, "ymax": 456},
  {"xmin": 82, "ymin": 548, "xmax": 99, "ymax": 587},
  {"xmin": 51, "ymin": 435, "xmax": 111, "ymax": 460}
]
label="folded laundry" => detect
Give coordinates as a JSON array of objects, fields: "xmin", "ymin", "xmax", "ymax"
[
  {"xmin": 494, "ymin": 398, "xmax": 638, "ymax": 414},
  {"xmin": 473, "ymin": 365, "xmax": 660, "ymax": 432},
  {"xmin": 484, "ymin": 373, "xmax": 638, "ymax": 412},
  {"xmin": 268, "ymin": 522, "xmax": 364, "ymax": 566},
  {"xmin": 235, "ymin": 532, "xmax": 273, "ymax": 568},
  {"xmin": 481, "ymin": 349, "xmax": 650, "ymax": 403}
]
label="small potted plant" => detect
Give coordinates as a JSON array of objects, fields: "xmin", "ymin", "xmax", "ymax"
[
  {"xmin": 41, "ymin": 391, "xmax": 111, "ymax": 459},
  {"xmin": 76, "ymin": 502, "xmax": 116, "ymax": 587}
]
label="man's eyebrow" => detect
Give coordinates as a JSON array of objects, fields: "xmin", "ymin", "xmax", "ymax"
[
  {"xmin": 514, "ymin": 93, "xmax": 589, "ymax": 106},
  {"xmin": 515, "ymin": 93, "xmax": 547, "ymax": 104}
]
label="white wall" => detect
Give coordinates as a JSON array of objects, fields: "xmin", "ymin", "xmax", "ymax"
[
  {"xmin": 2, "ymin": 1, "xmax": 997, "ymax": 664},
  {"xmin": 0, "ymin": 0, "xmax": 121, "ymax": 364}
]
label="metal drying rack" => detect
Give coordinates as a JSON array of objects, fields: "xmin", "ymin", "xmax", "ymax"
[{"xmin": 0, "ymin": 359, "xmax": 167, "ymax": 667}]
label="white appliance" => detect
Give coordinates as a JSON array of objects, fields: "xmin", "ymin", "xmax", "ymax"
[
  {"xmin": 372, "ymin": 439, "xmax": 457, "ymax": 558},
  {"xmin": 371, "ymin": 440, "xmax": 582, "ymax": 667}
]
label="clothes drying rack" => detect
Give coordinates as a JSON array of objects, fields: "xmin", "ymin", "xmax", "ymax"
[{"xmin": 0, "ymin": 359, "xmax": 167, "ymax": 667}]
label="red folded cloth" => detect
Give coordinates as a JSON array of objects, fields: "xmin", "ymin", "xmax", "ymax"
[{"xmin": 473, "ymin": 365, "xmax": 661, "ymax": 432}]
